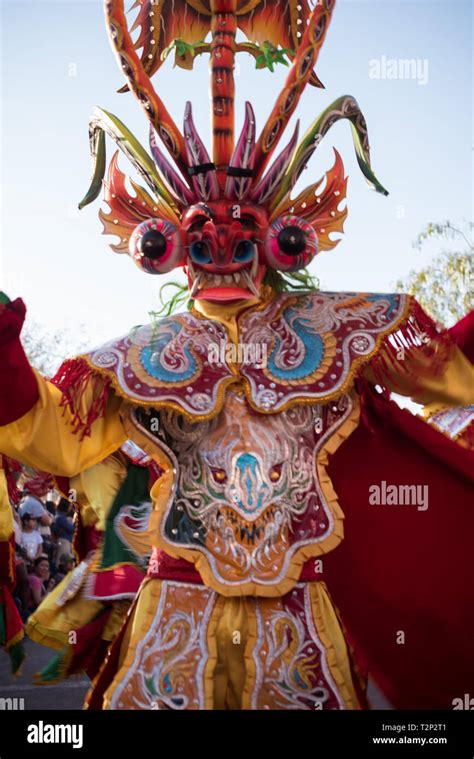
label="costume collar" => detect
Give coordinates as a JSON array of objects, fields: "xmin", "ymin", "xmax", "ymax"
[{"xmin": 82, "ymin": 290, "xmax": 410, "ymax": 419}]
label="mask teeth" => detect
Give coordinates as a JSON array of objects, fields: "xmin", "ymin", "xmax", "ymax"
[
  {"xmin": 187, "ymin": 260, "xmax": 196, "ymax": 281},
  {"xmin": 250, "ymin": 251, "xmax": 259, "ymax": 280},
  {"xmin": 242, "ymin": 269, "xmax": 260, "ymax": 296},
  {"xmin": 190, "ymin": 271, "xmax": 202, "ymax": 298}
]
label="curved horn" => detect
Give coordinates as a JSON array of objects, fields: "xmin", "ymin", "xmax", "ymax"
[
  {"xmin": 79, "ymin": 107, "xmax": 179, "ymax": 214},
  {"xmin": 269, "ymin": 95, "xmax": 388, "ymax": 211},
  {"xmin": 250, "ymin": 121, "xmax": 299, "ymax": 205},
  {"xmin": 253, "ymin": 0, "xmax": 336, "ymax": 180},
  {"xmin": 104, "ymin": 0, "xmax": 188, "ymax": 176}
]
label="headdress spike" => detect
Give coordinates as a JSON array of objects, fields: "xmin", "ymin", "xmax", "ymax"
[
  {"xmin": 225, "ymin": 102, "xmax": 256, "ymax": 201},
  {"xmin": 183, "ymin": 102, "xmax": 220, "ymax": 201}
]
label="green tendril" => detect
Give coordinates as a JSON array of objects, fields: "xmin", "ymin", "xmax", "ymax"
[{"xmin": 263, "ymin": 269, "xmax": 320, "ymax": 293}]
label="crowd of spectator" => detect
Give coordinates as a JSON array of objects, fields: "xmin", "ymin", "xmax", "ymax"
[{"xmin": 12, "ymin": 494, "xmax": 76, "ymax": 620}]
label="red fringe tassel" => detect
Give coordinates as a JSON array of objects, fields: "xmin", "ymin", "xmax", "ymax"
[
  {"xmin": 51, "ymin": 358, "xmax": 112, "ymax": 440},
  {"xmin": 368, "ymin": 298, "xmax": 454, "ymax": 397}
]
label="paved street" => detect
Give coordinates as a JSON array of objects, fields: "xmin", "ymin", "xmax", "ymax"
[
  {"xmin": 0, "ymin": 638, "xmax": 89, "ymax": 710},
  {"xmin": 1, "ymin": 638, "xmax": 391, "ymax": 710}
]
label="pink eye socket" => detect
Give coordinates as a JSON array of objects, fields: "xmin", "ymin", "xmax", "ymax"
[
  {"xmin": 129, "ymin": 218, "xmax": 183, "ymax": 274},
  {"xmin": 264, "ymin": 215, "xmax": 318, "ymax": 272}
]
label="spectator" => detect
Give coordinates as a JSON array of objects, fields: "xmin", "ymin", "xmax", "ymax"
[
  {"xmin": 19, "ymin": 513, "xmax": 43, "ymax": 561},
  {"xmin": 19, "ymin": 494, "xmax": 53, "ymax": 528},
  {"xmin": 38, "ymin": 500, "xmax": 57, "ymax": 561},
  {"xmin": 12, "ymin": 505, "xmax": 30, "ymax": 616},
  {"xmin": 27, "ymin": 554, "xmax": 52, "ymax": 614},
  {"xmin": 58, "ymin": 553, "xmax": 76, "ymax": 575},
  {"xmin": 52, "ymin": 499, "xmax": 75, "ymax": 566}
]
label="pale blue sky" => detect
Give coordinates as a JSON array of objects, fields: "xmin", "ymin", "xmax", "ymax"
[{"xmin": 1, "ymin": 0, "xmax": 472, "ymax": 349}]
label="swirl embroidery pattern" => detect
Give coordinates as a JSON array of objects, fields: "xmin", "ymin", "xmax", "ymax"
[
  {"xmin": 107, "ymin": 581, "xmax": 217, "ymax": 710},
  {"xmin": 246, "ymin": 584, "xmax": 345, "ymax": 710},
  {"xmin": 84, "ymin": 291, "xmax": 407, "ymax": 416}
]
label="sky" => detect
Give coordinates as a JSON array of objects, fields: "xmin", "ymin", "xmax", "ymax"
[{"xmin": 0, "ymin": 0, "xmax": 472, "ymax": 352}]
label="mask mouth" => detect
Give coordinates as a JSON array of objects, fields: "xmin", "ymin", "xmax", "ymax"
[{"xmin": 187, "ymin": 259, "xmax": 266, "ymax": 301}]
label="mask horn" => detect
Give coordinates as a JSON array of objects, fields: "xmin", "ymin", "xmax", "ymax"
[
  {"xmin": 104, "ymin": 0, "xmax": 188, "ymax": 177},
  {"xmin": 252, "ymin": 0, "xmax": 336, "ymax": 181}
]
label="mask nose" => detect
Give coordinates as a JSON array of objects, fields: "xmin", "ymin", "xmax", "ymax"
[
  {"xmin": 201, "ymin": 221, "xmax": 242, "ymax": 268},
  {"xmin": 229, "ymin": 452, "xmax": 271, "ymax": 515},
  {"xmin": 213, "ymin": 225, "xmax": 234, "ymax": 268}
]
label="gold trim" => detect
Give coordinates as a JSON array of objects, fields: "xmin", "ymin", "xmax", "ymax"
[
  {"xmin": 26, "ymin": 619, "xmax": 70, "ymax": 651},
  {"xmin": 102, "ymin": 577, "xmax": 156, "ymax": 710},
  {"xmin": 102, "ymin": 579, "xmax": 220, "ymax": 710},
  {"xmin": 203, "ymin": 595, "xmax": 225, "ymax": 709},
  {"xmin": 240, "ymin": 599, "xmax": 259, "ymax": 708},
  {"xmin": 241, "ymin": 584, "xmax": 360, "ymax": 709},
  {"xmin": 308, "ymin": 582, "xmax": 360, "ymax": 709},
  {"xmin": 81, "ymin": 352, "xmax": 240, "ymax": 423}
]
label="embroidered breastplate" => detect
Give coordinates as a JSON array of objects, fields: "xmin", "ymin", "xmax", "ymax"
[{"xmin": 129, "ymin": 390, "xmax": 355, "ymax": 596}]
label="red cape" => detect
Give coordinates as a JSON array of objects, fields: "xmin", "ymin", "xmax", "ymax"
[{"xmin": 324, "ymin": 384, "xmax": 474, "ymax": 709}]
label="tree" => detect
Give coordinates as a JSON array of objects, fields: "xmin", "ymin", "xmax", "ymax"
[
  {"xmin": 396, "ymin": 221, "xmax": 473, "ymax": 327},
  {"xmin": 21, "ymin": 321, "xmax": 88, "ymax": 378}
]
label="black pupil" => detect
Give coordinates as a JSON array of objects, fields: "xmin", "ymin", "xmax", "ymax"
[
  {"xmin": 139, "ymin": 229, "xmax": 167, "ymax": 259},
  {"xmin": 277, "ymin": 225, "xmax": 306, "ymax": 255}
]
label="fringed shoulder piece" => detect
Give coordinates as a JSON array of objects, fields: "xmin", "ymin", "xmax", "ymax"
[
  {"xmin": 51, "ymin": 358, "xmax": 113, "ymax": 440},
  {"xmin": 367, "ymin": 296, "xmax": 455, "ymax": 396},
  {"xmin": 50, "ymin": 295, "xmax": 456, "ymax": 430}
]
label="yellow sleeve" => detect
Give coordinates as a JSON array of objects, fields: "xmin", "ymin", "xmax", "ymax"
[
  {"xmin": 0, "ymin": 468, "xmax": 14, "ymax": 541},
  {"xmin": 70, "ymin": 453, "xmax": 128, "ymax": 530},
  {"xmin": 364, "ymin": 341, "xmax": 474, "ymax": 410},
  {"xmin": 0, "ymin": 370, "xmax": 128, "ymax": 477}
]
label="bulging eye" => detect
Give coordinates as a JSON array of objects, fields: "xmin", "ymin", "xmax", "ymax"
[
  {"xmin": 264, "ymin": 215, "xmax": 318, "ymax": 272},
  {"xmin": 234, "ymin": 240, "xmax": 256, "ymax": 264},
  {"xmin": 277, "ymin": 226, "xmax": 306, "ymax": 255},
  {"xmin": 129, "ymin": 218, "xmax": 183, "ymax": 274},
  {"xmin": 189, "ymin": 240, "xmax": 212, "ymax": 265}
]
